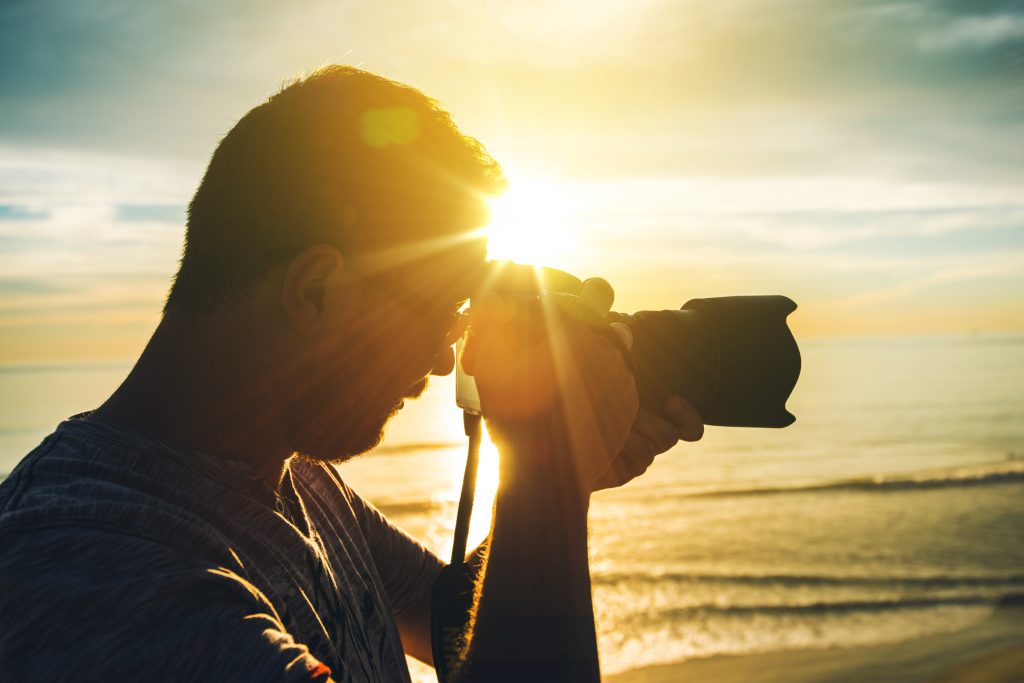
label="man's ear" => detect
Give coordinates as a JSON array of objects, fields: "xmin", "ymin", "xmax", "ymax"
[{"xmin": 281, "ymin": 244, "xmax": 346, "ymax": 335}]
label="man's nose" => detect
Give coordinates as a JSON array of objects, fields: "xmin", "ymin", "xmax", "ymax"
[
  {"xmin": 430, "ymin": 345, "xmax": 456, "ymax": 376},
  {"xmin": 430, "ymin": 312, "xmax": 469, "ymax": 376}
]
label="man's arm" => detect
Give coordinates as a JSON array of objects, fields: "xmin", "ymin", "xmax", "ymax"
[
  {"xmin": 394, "ymin": 539, "xmax": 488, "ymax": 667},
  {"xmin": 454, "ymin": 446, "xmax": 598, "ymax": 682},
  {"xmin": 449, "ymin": 286, "xmax": 640, "ymax": 681},
  {"xmin": 329, "ymin": 471, "xmax": 446, "ymax": 666},
  {"xmin": 449, "ymin": 402, "xmax": 702, "ymax": 681},
  {"xmin": 411, "ymin": 400, "xmax": 699, "ymax": 676}
]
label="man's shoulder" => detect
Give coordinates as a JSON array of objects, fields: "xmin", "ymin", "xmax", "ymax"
[
  {"xmin": 0, "ymin": 424, "xmax": 402, "ymax": 683},
  {"xmin": 0, "ymin": 417, "xmax": 261, "ymax": 560},
  {"xmin": 0, "ymin": 522, "xmax": 329, "ymax": 683},
  {"xmin": 0, "ymin": 522, "xmax": 207, "ymax": 589},
  {"xmin": 0, "ymin": 521, "xmax": 255, "ymax": 653}
]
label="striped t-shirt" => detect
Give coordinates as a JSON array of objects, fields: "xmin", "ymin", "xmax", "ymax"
[{"xmin": 0, "ymin": 415, "xmax": 443, "ymax": 682}]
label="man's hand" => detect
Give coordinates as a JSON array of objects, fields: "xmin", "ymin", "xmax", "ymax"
[
  {"xmin": 452, "ymin": 278, "xmax": 638, "ymax": 682},
  {"xmin": 594, "ymin": 395, "xmax": 704, "ymax": 491},
  {"xmin": 460, "ymin": 282, "xmax": 639, "ymax": 494}
]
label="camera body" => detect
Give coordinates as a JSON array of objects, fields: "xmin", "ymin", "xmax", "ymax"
[{"xmin": 456, "ymin": 262, "xmax": 800, "ymax": 428}]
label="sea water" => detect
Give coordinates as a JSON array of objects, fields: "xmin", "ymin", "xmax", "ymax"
[{"xmin": 2, "ymin": 334, "xmax": 1023, "ymax": 678}]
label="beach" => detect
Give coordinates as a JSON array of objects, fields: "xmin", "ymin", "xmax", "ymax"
[
  {"xmin": 609, "ymin": 601, "xmax": 1024, "ymax": 683},
  {"xmin": 3, "ymin": 336, "xmax": 1024, "ymax": 683}
]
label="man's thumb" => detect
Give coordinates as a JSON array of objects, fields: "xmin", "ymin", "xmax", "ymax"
[{"xmin": 610, "ymin": 322, "xmax": 634, "ymax": 351}]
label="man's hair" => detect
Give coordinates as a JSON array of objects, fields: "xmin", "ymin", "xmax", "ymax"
[{"xmin": 164, "ymin": 65, "xmax": 505, "ymax": 313}]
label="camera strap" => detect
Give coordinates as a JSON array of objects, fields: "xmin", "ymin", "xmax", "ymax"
[{"xmin": 430, "ymin": 411, "xmax": 483, "ymax": 682}]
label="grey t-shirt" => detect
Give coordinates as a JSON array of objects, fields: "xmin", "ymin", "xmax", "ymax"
[{"xmin": 0, "ymin": 415, "xmax": 444, "ymax": 682}]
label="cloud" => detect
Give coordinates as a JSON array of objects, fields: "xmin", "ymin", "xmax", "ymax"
[
  {"xmin": 917, "ymin": 13, "xmax": 1024, "ymax": 52},
  {"xmin": 838, "ymin": 251, "xmax": 1024, "ymax": 307},
  {"xmin": 0, "ymin": 0, "xmax": 1022, "ymax": 350},
  {"xmin": 707, "ymin": 206, "xmax": 1024, "ymax": 252},
  {"xmin": 0, "ymin": 205, "xmax": 49, "ymax": 221},
  {"xmin": 0, "ymin": 277, "xmax": 70, "ymax": 295},
  {"xmin": 0, "ymin": 146, "xmax": 198, "ymax": 206},
  {"xmin": 1, "ymin": 0, "xmax": 1022, "ymax": 184},
  {"xmin": 115, "ymin": 204, "xmax": 185, "ymax": 224}
]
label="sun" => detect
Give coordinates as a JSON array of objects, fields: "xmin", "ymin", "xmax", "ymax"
[{"xmin": 485, "ymin": 175, "xmax": 576, "ymax": 267}]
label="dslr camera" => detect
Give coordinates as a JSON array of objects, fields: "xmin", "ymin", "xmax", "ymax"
[{"xmin": 456, "ymin": 261, "xmax": 800, "ymax": 428}]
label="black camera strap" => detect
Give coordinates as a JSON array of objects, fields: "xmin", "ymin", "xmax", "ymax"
[{"xmin": 430, "ymin": 411, "xmax": 483, "ymax": 682}]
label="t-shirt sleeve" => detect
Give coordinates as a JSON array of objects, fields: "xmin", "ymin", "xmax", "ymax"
[
  {"xmin": 0, "ymin": 527, "xmax": 337, "ymax": 683},
  {"xmin": 326, "ymin": 468, "xmax": 444, "ymax": 618}
]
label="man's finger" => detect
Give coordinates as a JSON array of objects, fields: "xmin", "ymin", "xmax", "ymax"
[
  {"xmin": 632, "ymin": 408, "xmax": 681, "ymax": 454},
  {"xmin": 578, "ymin": 277, "xmax": 614, "ymax": 315},
  {"xmin": 595, "ymin": 433, "xmax": 656, "ymax": 490},
  {"xmin": 666, "ymin": 395, "xmax": 704, "ymax": 441},
  {"xmin": 610, "ymin": 322, "xmax": 634, "ymax": 351},
  {"xmin": 619, "ymin": 432, "xmax": 657, "ymax": 476},
  {"xmin": 431, "ymin": 346, "xmax": 456, "ymax": 376}
]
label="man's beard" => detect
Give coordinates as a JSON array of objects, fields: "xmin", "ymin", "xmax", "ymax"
[{"xmin": 290, "ymin": 374, "xmax": 431, "ymax": 466}]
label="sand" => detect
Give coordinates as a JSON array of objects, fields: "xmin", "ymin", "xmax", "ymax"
[{"xmin": 607, "ymin": 602, "xmax": 1024, "ymax": 683}]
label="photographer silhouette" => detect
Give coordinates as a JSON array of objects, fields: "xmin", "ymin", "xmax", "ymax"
[{"xmin": 0, "ymin": 66, "xmax": 702, "ymax": 683}]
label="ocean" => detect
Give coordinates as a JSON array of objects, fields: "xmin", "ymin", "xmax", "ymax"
[{"xmin": 2, "ymin": 334, "xmax": 1023, "ymax": 679}]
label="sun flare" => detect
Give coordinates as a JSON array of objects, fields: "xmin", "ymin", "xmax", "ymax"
[
  {"xmin": 485, "ymin": 175, "xmax": 576, "ymax": 268},
  {"xmin": 466, "ymin": 425, "xmax": 500, "ymax": 550}
]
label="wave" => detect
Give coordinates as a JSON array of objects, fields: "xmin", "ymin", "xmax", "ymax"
[
  {"xmin": 594, "ymin": 570, "xmax": 1024, "ymax": 589},
  {"xmin": 649, "ymin": 594, "xmax": 1018, "ymax": 620},
  {"xmin": 376, "ymin": 500, "xmax": 448, "ymax": 516},
  {"xmin": 372, "ymin": 441, "xmax": 460, "ymax": 456},
  {"xmin": 367, "ymin": 462, "xmax": 1024, "ymax": 519},
  {"xmin": 684, "ymin": 460, "xmax": 1024, "ymax": 499}
]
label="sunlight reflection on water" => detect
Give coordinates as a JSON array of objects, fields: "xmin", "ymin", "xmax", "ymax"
[{"xmin": 3, "ymin": 336, "xmax": 1023, "ymax": 680}]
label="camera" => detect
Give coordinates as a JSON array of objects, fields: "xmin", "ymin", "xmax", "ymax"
[
  {"xmin": 434, "ymin": 260, "xmax": 801, "ymax": 680},
  {"xmin": 456, "ymin": 261, "xmax": 801, "ymax": 428}
]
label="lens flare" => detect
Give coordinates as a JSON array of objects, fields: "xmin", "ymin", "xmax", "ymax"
[{"xmin": 485, "ymin": 175, "xmax": 576, "ymax": 267}]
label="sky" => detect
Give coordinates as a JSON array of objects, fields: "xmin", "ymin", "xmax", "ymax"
[{"xmin": 1, "ymin": 0, "xmax": 1022, "ymax": 363}]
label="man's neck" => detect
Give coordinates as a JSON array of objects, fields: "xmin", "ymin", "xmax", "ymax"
[{"xmin": 89, "ymin": 312, "xmax": 295, "ymax": 487}]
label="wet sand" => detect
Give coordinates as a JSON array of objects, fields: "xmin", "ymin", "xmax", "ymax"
[{"xmin": 607, "ymin": 602, "xmax": 1024, "ymax": 683}]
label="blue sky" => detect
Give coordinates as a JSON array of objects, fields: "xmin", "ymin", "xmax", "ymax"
[{"xmin": 1, "ymin": 0, "xmax": 1022, "ymax": 361}]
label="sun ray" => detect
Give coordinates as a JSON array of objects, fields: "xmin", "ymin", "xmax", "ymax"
[
  {"xmin": 466, "ymin": 422, "xmax": 500, "ymax": 549},
  {"xmin": 485, "ymin": 174, "xmax": 576, "ymax": 268}
]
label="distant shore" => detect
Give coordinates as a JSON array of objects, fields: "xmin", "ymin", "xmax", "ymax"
[{"xmin": 607, "ymin": 601, "xmax": 1024, "ymax": 683}]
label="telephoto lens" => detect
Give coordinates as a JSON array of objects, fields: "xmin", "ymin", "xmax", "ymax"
[
  {"xmin": 478, "ymin": 262, "xmax": 801, "ymax": 428},
  {"xmin": 607, "ymin": 296, "xmax": 799, "ymax": 427}
]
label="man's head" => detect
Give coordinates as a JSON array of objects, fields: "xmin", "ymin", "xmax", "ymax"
[{"xmin": 165, "ymin": 66, "xmax": 505, "ymax": 462}]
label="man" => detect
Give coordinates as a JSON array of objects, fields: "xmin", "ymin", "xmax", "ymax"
[{"xmin": 0, "ymin": 66, "xmax": 702, "ymax": 682}]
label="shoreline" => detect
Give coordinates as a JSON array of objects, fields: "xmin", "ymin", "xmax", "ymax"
[{"xmin": 607, "ymin": 602, "xmax": 1024, "ymax": 683}]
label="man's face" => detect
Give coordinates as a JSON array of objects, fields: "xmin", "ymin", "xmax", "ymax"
[{"xmin": 284, "ymin": 242, "xmax": 483, "ymax": 463}]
